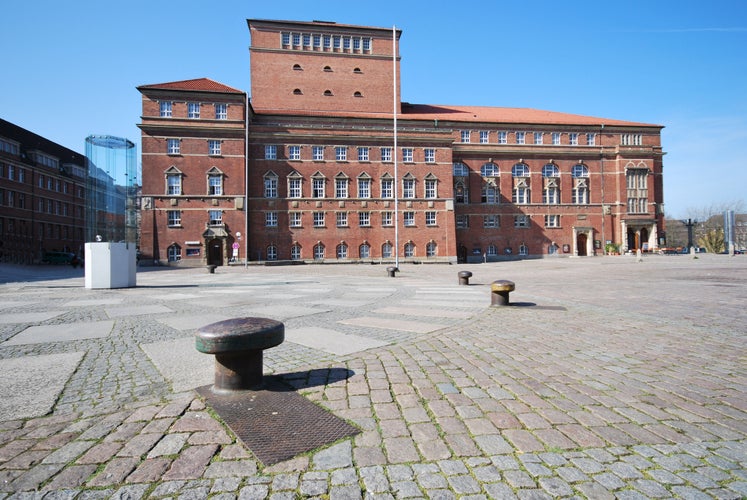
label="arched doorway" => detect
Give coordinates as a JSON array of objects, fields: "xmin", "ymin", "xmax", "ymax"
[
  {"xmin": 207, "ymin": 239, "xmax": 223, "ymax": 266},
  {"xmin": 577, "ymin": 233, "xmax": 588, "ymax": 256}
]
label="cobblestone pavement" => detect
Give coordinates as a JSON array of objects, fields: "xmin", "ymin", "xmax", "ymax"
[{"xmin": 0, "ymin": 254, "xmax": 745, "ymax": 499}]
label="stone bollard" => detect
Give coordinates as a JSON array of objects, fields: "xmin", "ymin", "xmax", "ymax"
[
  {"xmin": 196, "ymin": 317, "xmax": 284, "ymax": 392},
  {"xmin": 490, "ymin": 280, "xmax": 515, "ymax": 306},
  {"xmin": 207, "ymin": 265, "xmax": 217, "ymax": 274},
  {"xmin": 386, "ymin": 266, "xmax": 398, "ymax": 277},
  {"xmin": 458, "ymin": 270, "xmax": 472, "ymax": 285}
]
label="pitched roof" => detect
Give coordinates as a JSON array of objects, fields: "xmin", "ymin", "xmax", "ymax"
[
  {"xmin": 137, "ymin": 78, "xmax": 244, "ymax": 94},
  {"xmin": 251, "ymin": 103, "xmax": 662, "ymax": 128},
  {"xmin": 400, "ymin": 104, "xmax": 661, "ymax": 128}
]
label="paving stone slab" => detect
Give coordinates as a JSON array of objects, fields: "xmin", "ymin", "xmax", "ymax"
[
  {"xmin": 4, "ymin": 321, "xmax": 114, "ymax": 346},
  {"xmin": 285, "ymin": 327, "xmax": 389, "ymax": 355}
]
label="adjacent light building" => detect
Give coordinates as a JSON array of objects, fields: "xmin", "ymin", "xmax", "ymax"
[{"xmin": 138, "ymin": 19, "xmax": 665, "ymax": 266}]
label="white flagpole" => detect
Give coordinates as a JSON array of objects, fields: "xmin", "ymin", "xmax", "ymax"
[{"xmin": 393, "ymin": 25, "xmax": 399, "ymax": 269}]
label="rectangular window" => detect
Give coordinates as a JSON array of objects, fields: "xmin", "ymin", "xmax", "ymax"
[
  {"xmin": 282, "ymin": 32, "xmax": 290, "ymax": 46},
  {"xmin": 266, "ymin": 212, "xmax": 278, "ymax": 227},
  {"xmin": 353, "ymin": 37, "xmax": 361, "ymax": 52},
  {"xmin": 402, "ymin": 148, "xmax": 413, "ymax": 162},
  {"xmin": 288, "ymin": 178, "xmax": 302, "ymax": 198},
  {"xmin": 312, "ymin": 146, "xmax": 324, "ymax": 160},
  {"xmin": 289, "ymin": 212, "xmax": 302, "ymax": 227},
  {"xmin": 188, "ymin": 102, "xmax": 200, "ymax": 119},
  {"xmin": 572, "ymin": 187, "xmax": 589, "ymax": 204},
  {"xmin": 167, "ymin": 210, "xmax": 181, "ymax": 226},
  {"xmin": 167, "ymin": 175, "xmax": 181, "ymax": 195},
  {"xmin": 381, "ymin": 178, "xmax": 393, "ymax": 198},
  {"xmin": 456, "ymin": 215, "xmax": 469, "ymax": 228},
  {"xmin": 209, "ymin": 210, "xmax": 222, "ymax": 225},
  {"xmin": 424, "ymin": 148, "xmax": 435, "ymax": 163},
  {"xmin": 569, "ymin": 133, "xmax": 578, "ymax": 145},
  {"xmin": 313, "ymin": 34, "xmax": 321, "ymax": 48},
  {"xmin": 545, "ymin": 214, "xmax": 560, "ymax": 227},
  {"xmin": 534, "ymin": 132, "xmax": 543, "ymax": 145},
  {"xmin": 323, "ymin": 35, "xmax": 331, "ymax": 49},
  {"xmin": 208, "ymin": 140, "xmax": 221, "ymax": 156},
  {"xmin": 516, "ymin": 131, "xmax": 526, "ymax": 144},
  {"xmin": 359, "ymin": 211, "xmax": 370, "ymax": 227},
  {"xmin": 333, "ymin": 35, "xmax": 341, "ymax": 49},
  {"xmin": 303, "ymin": 33, "xmax": 311, "ymax": 47},
  {"xmin": 513, "ymin": 187, "xmax": 530, "ymax": 204},
  {"xmin": 335, "ymin": 178, "xmax": 348, "ymax": 198},
  {"xmin": 381, "ymin": 211, "xmax": 393, "ymax": 226},
  {"xmin": 335, "ymin": 146, "xmax": 347, "ymax": 161},
  {"xmin": 313, "ymin": 211, "xmax": 325, "ymax": 227},
  {"xmin": 425, "ymin": 211, "xmax": 436, "ymax": 226},
  {"xmin": 209, "ymin": 175, "xmax": 222, "ymax": 195},
  {"xmin": 167, "ymin": 139, "xmax": 180, "ymax": 155},
  {"xmin": 292, "ymin": 32, "xmax": 301, "ymax": 46},
  {"xmin": 358, "ymin": 147, "xmax": 369, "ymax": 161},
  {"xmin": 343, "ymin": 36, "xmax": 351, "ymax": 51},
  {"xmin": 336, "ymin": 212, "xmax": 348, "ymax": 227},
  {"xmin": 543, "ymin": 187, "xmax": 559, "ymax": 204},
  {"xmin": 159, "ymin": 101, "xmax": 172, "ymax": 117},
  {"xmin": 403, "ymin": 211, "xmax": 415, "ymax": 226},
  {"xmin": 289, "ymin": 145, "xmax": 301, "ymax": 160},
  {"xmin": 215, "ymin": 103, "xmax": 227, "ymax": 120},
  {"xmin": 425, "ymin": 179, "xmax": 437, "ymax": 198},
  {"xmin": 514, "ymin": 215, "xmax": 529, "ymax": 228},
  {"xmin": 403, "ymin": 178, "xmax": 415, "ymax": 198},
  {"xmin": 362, "ymin": 38, "xmax": 371, "ymax": 52},
  {"xmin": 264, "ymin": 177, "xmax": 278, "ymax": 198},
  {"xmin": 498, "ymin": 131, "xmax": 507, "ymax": 144},
  {"xmin": 460, "ymin": 130, "xmax": 470, "ymax": 143},
  {"xmin": 358, "ymin": 178, "xmax": 371, "ymax": 198},
  {"xmin": 265, "ymin": 145, "xmax": 277, "ymax": 160},
  {"xmin": 479, "ymin": 131, "xmax": 489, "ymax": 144},
  {"xmin": 586, "ymin": 133, "xmax": 596, "ymax": 146},
  {"xmin": 483, "ymin": 215, "xmax": 500, "ymax": 228},
  {"xmin": 552, "ymin": 132, "xmax": 561, "ymax": 145},
  {"xmin": 380, "ymin": 147, "xmax": 392, "ymax": 162},
  {"xmin": 312, "ymin": 178, "xmax": 325, "ymax": 198}
]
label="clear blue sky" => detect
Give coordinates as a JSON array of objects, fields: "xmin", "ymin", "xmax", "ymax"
[{"xmin": 2, "ymin": 0, "xmax": 745, "ymax": 219}]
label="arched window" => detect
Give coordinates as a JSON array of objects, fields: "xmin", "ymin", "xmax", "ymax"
[
  {"xmin": 167, "ymin": 244, "xmax": 181, "ymax": 262},
  {"xmin": 382, "ymin": 242, "xmax": 393, "ymax": 258},
  {"xmin": 336, "ymin": 243, "xmax": 348, "ymax": 259},
  {"xmin": 512, "ymin": 163, "xmax": 530, "ymax": 177},
  {"xmin": 480, "ymin": 163, "xmax": 499, "ymax": 177},
  {"xmin": 542, "ymin": 163, "xmax": 559, "ymax": 177},
  {"xmin": 404, "ymin": 242, "xmax": 415, "ymax": 257},
  {"xmin": 313, "ymin": 243, "xmax": 325, "ymax": 260},
  {"xmin": 292, "ymin": 64, "xmax": 302, "ymax": 71},
  {"xmin": 455, "ymin": 181, "xmax": 468, "ymax": 204},
  {"xmin": 481, "ymin": 181, "xmax": 499, "ymax": 204},
  {"xmin": 453, "ymin": 162, "xmax": 469, "ymax": 176},
  {"xmin": 572, "ymin": 164, "xmax": 589, "ymax": 178},
  {"xmin": 293, "ymin": 88, "xmax": 303, "ymax": 95},
  {"xmin": 266, "ymin": 245, "xmax": 278, "ymax": 261},
  {"xmin": 323, "ymin": 65, "xmax": 332, "ymax": 72},
  {"xmin": 290, "ymin": 244, "xmax": 301, "ymax": 260},
  {"xmin": 486, "ymin": 244, "xmax": 497, "ymax": 256},
  {"xmin": 519, "ymin": 244, "xmax": 528, "ymax": 256},
  {"xmin": 426, "ymin": 241, "xmax": 437, "ymax": 257},
  {"xmin": 353, "ymin": 91, "xmax": 363, "ymax": 97},
  {"xmin": 323, "ymin": 90, "xmax": 333, "ymax": 96},
  {"xmin": 359, "ymin": 243, "xmax": 370, "ymax": 258}
]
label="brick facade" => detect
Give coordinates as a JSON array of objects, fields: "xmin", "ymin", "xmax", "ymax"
[{"xmin": 138, "ymin": 19, "xmax": 664, "ymax": 266}]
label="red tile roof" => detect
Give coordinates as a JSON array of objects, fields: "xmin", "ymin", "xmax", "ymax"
[
  {"xmin": 138, "ymin": 78, "xmax": 244, "ymax": 94},
  {"xmin": 251, "ymin": 103, "xmax": 661, "ymax": 128}
]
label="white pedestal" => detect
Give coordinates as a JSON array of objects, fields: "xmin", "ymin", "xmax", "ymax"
[{"xmin": 84, "ymin": 242, "xmax": 137, "ymax": 289}]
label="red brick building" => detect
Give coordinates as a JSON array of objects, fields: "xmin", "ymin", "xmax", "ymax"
[
  {"xmin": 0, "ymin": 119, "xmax": 87, "ymax": 264},
  {"xmin": 138, "ymin": 19, "xmax": 664, "ymax": 266}
]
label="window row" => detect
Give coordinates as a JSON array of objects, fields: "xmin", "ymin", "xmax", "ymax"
[
  {"xmin": 263, "ymin": 210, "xmax": 440, "ymax": 228},
  {"xmin": 281, "ymin": 32, "xmax": 372, "ymax": 54},
  {"xmin": 459, "ymin": 130, "xmax": 597, "ymax": 146},
  {"xmin": 455, "ymin": 162, "xmax": 590, "ymax": 178},
  {"xmin": 469, "ymin": 243, "xmax": 534, "ymax": 257},
  {"xmin": 0, "ymin": 218, "xmax": 82, "ymax": 240},
  {"xmin": 292, "ymin": 88, "xmax": 365, "ymax": 98},
  {"xmin": 1, "ymin": 164, "xmax": 80, "ymax": 196},
  {"xmin": 0, "ymin": 189, "xmax": 81, "ymax": 216},
  {"xmin": 159, "ymin": 101, "xmax": 229, "ymax": 120},
  {"xmin": 263, "ymin": 171, "xmax": 439, "ymax": 199},
  {"xmin": 455, "ymin": 181, "xmax": 590, "ymax": 205},
  {"xmin": 167, "ymin": 139, "xmax": 223, "ymax": 156},
  {"xmin": 264, "ymin": 145, "xmax": 437, "ymax": 163},
  {"xmin": 165, "ymin": 167, "xmax": 225, "ymax": 196},
  {"xmin": 457, "ymin": 214, "xmax": 562, "ymax": 229},
  {"xmin": 292, "ymin": 64, "xmax": 364, "ymax": 74}
]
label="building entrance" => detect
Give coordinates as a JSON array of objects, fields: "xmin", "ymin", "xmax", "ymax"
[{"xmin": 207, "ymin": 239, "xmax": 223, "ymax": 266}]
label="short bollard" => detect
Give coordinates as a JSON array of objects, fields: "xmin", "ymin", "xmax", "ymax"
[
  {"xmin": 206, "ymin": 265, "xmax": 217, "ymax": 274},
  {"xmin": 195, "ymin": 317, "xmax": 284, "ymax": 392},
  {"xmin": 490, "ymin": 280, "xmax": 515, "ymax": 306},
  {"xmin": 458, "ymin": 271, "xmax": 472, "ymax": 285},
  {"xmin": 386, "ymin": 266, "xmax": 398, "ymax": 277}
]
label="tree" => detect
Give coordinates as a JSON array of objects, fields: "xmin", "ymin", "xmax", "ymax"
[{"xmin": 698, "ymin": 228, "xmax": 725, "ymax": 253}]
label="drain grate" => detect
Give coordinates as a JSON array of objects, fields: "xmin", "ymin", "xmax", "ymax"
[{"xmin": 196, "ymin": 380, "xmax": 359, "ymax": 466}]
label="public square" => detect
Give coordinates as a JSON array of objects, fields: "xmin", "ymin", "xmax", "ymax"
[{"xmin": 0, "ymin": 254, "xmax": 744, "ymax": 499}]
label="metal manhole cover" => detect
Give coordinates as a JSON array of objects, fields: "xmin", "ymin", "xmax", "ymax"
[{"xmin": 196, "ymin": 380, "xmax": 359, "ymax": 466}]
